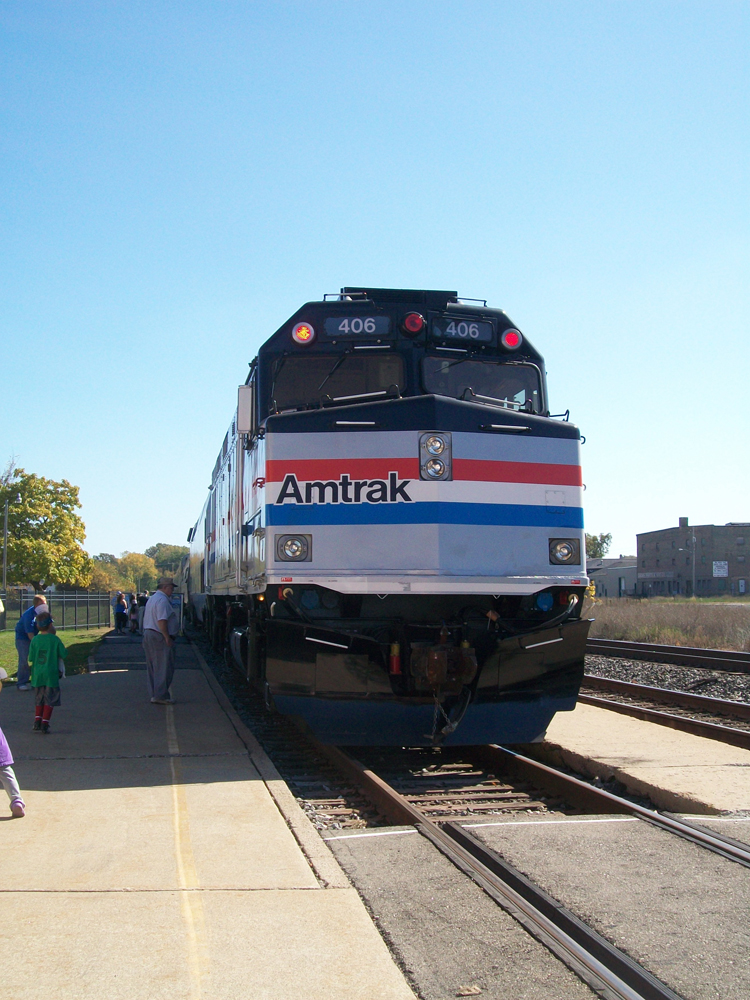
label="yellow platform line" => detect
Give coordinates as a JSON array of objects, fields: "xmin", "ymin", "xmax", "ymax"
[{"xmin": 167, "ymin": 705, "xmax": 210, "ymax": 998}]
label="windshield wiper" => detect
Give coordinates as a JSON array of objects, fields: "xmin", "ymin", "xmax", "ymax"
[
  {"xmin": 460, "ymin": 387, "xmax": 528, "ymax": 410},
  {"xmin": 270, "ymin": 356, "xmax": 287, "ymax": 411},
  {"xmin": 317, "ymin": 351, "xmax": 351, "ymax": 391},
  {"xmin": 322, "ymin": 386, "xmax": 400, "ymax": 408}
]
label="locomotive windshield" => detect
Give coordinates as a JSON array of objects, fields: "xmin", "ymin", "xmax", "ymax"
[
  {"xmin": 422, "ymin": 356, "xmax": 543, "ymax": 413},
  {"xmin": 272, "ymin": 352, "xmax": 405, "ymax": 411}
]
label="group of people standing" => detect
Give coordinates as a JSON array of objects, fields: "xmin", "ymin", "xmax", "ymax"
[
  {"xmin": 114, "ymin": 580, "xmax": 180, "ymax": 704},
  {"xmin": 113, "ymin": 591, "xmax": 149, "ymax": 635},
  {"xmin": 2, "ymin": 594, "xmax": 69, "ymax": 819},
  {"xmin": 0, "ymin": 577, "xmax": 182, "ymax": 821}
]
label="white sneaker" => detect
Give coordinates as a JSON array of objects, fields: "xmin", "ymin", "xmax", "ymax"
[{"xmin": 17, "ymin": 684, "xmax": 30, "ymax": 691}]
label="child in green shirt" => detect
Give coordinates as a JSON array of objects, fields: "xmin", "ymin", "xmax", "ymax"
[{"xmin": 28, "ymin": 614, "xmax": 66, "ymax": 734}]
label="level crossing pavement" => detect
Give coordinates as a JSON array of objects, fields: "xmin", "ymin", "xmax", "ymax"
[{"xmin": 0, "ymin": 631, "xmax": 415, "ymax": 1000}]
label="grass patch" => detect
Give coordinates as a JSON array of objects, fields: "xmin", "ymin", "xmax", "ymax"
[
  {"xmin": 586, "ymin": 598, "xmax": 750, "ymax": 650},
  {"xmin": 0, "ymin": 627, "xmax": 110, "ymax": 680}
]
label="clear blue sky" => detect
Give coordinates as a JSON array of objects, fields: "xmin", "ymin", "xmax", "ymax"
[{"xmin": 2, "ymin": 1, "xmax": 747, "ymax": 561}]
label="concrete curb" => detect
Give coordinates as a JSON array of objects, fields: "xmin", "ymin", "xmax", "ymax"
[
  {"xmin": 536, "ymin": 741, "xmax": 723, "ymax": 815},
  {"xmin": 188, "ymin": 638, "xmax": 351, "ymax": 888}
]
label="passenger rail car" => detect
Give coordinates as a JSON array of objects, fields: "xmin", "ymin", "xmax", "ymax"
[{"xmin": 186, "ymin": 287, "xmax": 590, "ymax": 745}]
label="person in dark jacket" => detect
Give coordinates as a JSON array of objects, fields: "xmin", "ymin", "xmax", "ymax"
[{"xmin": 14, "ymin": 595, "xmax": 46, "ymax": 691}]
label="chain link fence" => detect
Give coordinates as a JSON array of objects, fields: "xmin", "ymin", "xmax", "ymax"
[{"xmin": 0, "ymin": 589, "xmax": 112, "ymax": 632}]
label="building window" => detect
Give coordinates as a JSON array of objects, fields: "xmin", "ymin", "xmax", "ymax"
[
  {"xmin": 671, "ymin": 540, "xmax": 675, "ymax": 548},
  {"xmin": 737, "ymin": 538, "xmax": 745, "ymax": 545},
  {"xmin": 701, "ymin": 538, "xmax": 706, "ymax": 546},
  {"xmin": 686, "ymin": 557, "xmax": 691, "ymax": 566},
  {"xmin": 656, "ymin": 543, "xmax": 660, "ymax": 551},
  {"xmin": 701, "ymin": 555, "xmax": 706, "ymax": 564},
  {"xmin": 656, "ymin": 559, "xmax": 660, "ymax": 566},
  {"xmin": 738, "ymin": 554, "xmax": 746, "ymax": 563},
  {"xmin": 671, "ymin": 558, "xmax": 675, "ymax": 565},
  {"xmin": 641, "ymin": 560, "xmax": 645, "ymax": 567}
]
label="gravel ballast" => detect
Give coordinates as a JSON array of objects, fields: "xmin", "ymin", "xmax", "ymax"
[{"xmin": 584, "ymin": 654, "xmax": 750, "ymax": 703}]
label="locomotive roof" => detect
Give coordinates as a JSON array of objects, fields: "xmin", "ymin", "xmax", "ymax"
[{"xmin": 257, "ymin": 287, "xmax": 542, "ymax": 364}]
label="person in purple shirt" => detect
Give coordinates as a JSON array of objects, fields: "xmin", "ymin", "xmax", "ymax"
[
  {"xmin": 14, "ymin": 595, "xmax": 46, "ymax": 691},
  {"xmin": 0, "ymin": 668, "xmax": 25, "ymax": 817}
]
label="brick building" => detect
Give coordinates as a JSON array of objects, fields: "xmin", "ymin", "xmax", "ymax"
[{"xmin": 637, "ymin": 517, "xmax": 749, "ymax": 597}]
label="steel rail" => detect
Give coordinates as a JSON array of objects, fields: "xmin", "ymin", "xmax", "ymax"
[
  {"xmin": 318, "ymin": 742, "xmax": 682, "ymax": 1000},
  {"xmin": 586, "ymin": 638, "xmax": 750, "ymax": 673},
  {"xmin": 576, "ymin": 693, "xmax": 750, "ymax": 751},
  {"xmin": 583, "ymin": 674, "xmax": 750, "ymax": 721},
  {"xmin": 473, "ymin": 746, "xmax": 750, "ymax": 870}
]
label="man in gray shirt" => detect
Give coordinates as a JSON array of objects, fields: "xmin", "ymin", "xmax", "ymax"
[{"xmin": 142, "ymin": 577, "xmax": 179, "ymax": 704}]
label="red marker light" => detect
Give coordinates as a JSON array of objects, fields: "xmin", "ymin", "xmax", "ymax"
[
  {"xmin": 402, "ymin": 312, "xmax": 425, "ymax": 335},
  {"xmin": 501, "ymin": 329, "xmax": 522, "ymax": 350},
  {"xmin": 292, "ymin": 322, "xmax": 315, "ymax": 345}
]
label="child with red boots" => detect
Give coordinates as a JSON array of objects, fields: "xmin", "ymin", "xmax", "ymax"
[{"xmin": 28, "ymin": 613, "xmax": 66, "ymax": 734}]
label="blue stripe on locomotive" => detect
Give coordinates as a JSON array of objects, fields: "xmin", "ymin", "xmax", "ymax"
[{"xmin": 266, "ymin": 500, "xmax": 584, "ymax": 529}]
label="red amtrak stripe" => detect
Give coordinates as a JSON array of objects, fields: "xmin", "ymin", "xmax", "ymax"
[
  {"xmin": 266, "ymin": 457, "xmax": 581, "ymax": 486},
  {"xmin": 266, "ymin": 459, "xmax": 419, "ymax": 482},
  {"xmin": 453, "ymin": 459, "xmax": 583, "ymax": 487}
]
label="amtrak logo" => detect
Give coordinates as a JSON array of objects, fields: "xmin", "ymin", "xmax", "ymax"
[{"xmin": 276, "ymin": 472, "xmax": 413, "ymax": 505}]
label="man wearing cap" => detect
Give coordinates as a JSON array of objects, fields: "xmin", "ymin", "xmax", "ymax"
[{"xmin": 142, "ymin": 578, "xmax": 180, "ymax": 705}]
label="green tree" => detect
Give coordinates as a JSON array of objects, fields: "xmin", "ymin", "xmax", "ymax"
[
  {"xmin": 1, "ymin": 461, "xmax": 92, "ymax": 590},
  {"xmin": 586, "ymin": 532, "xmax": 613, "ymax": 559},
  {"xmin": 90, "ymin": 554, "xmax": 129, "ymax": 593},
  {"xmin": 119, "ymin": 552, "xmax": 158, "ymax": 592},
  {"xmin": 145, "ymin": 542, "xmax": 189, "ymax": 574}
]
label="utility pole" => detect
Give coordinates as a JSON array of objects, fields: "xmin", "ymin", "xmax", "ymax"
[
  {"xmin": 2, "ymin": 499, "xmax": 7, "ymax": 594},
  {"xmin": 692, "ymin": 534, "xmax": 697, "ymax": 597}
]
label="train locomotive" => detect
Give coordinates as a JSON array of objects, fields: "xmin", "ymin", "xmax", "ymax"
[{"xmin": 185, "ymin": 287, "xmax": 590, "ymax": 745}]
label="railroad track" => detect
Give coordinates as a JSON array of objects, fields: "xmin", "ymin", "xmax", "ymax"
[
  {"xmin": 586, "ymin": 638, "xmax": 750, "ymax": 673},
  {"xmin": 323, "ymin": 743, "xmax": 750, "ymax": 1000},
  {"xmin": 196, "ymin": 629, "xmax": 750, "ymax": 1000},
  {"xmin": 580, "ymin": 674, "xmax": 750, "ymax": 750}
]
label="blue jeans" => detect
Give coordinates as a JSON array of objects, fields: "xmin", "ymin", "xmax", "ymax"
[{"xmin": 15, "ymin": 638, "xmax": 31, "ymax": 686}]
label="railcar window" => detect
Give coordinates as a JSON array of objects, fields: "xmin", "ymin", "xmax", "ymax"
[
  {"xmin": 273, "ymin": 354, "xmax": 405, "ymax": 410},
  {"xmin": 422, "ymin": 356, "xmax": 542, "ymax": 413}
]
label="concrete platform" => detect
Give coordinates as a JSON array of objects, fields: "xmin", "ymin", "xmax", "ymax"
[
  {"xmin": 541, "ymin": 701, "xmax": 750, "ymax": 814},
  {"xmin": 0, "ymin": 632, "xmax": 415, "ymax": 999}
]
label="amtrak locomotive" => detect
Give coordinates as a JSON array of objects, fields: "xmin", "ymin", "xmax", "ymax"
[{"xmin": 186, "ymin": 287, "xmax": 590, "ymax": 745}]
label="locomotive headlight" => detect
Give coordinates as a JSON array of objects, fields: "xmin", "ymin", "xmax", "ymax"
[
  {"xmin": 424, "ymin": 435, "xmax": 446, "ymax": 456},
  {"xmin": 419, "ymin": 430, "xmax": 452, "ymax": 480},
  {"xmin": 283, "ymin": 538, "xmax": 304, "ymax": 558},
  {"xmin": 549, "ymin": 538, "xmax": 581, "ymax": 565},
  {"xmin": 424, "ymin": 459, "xmax": 445, "ymax": 479},
  {"xmin": 276, "ymin": 534, "xmax": 312, "ymax": 562}
]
